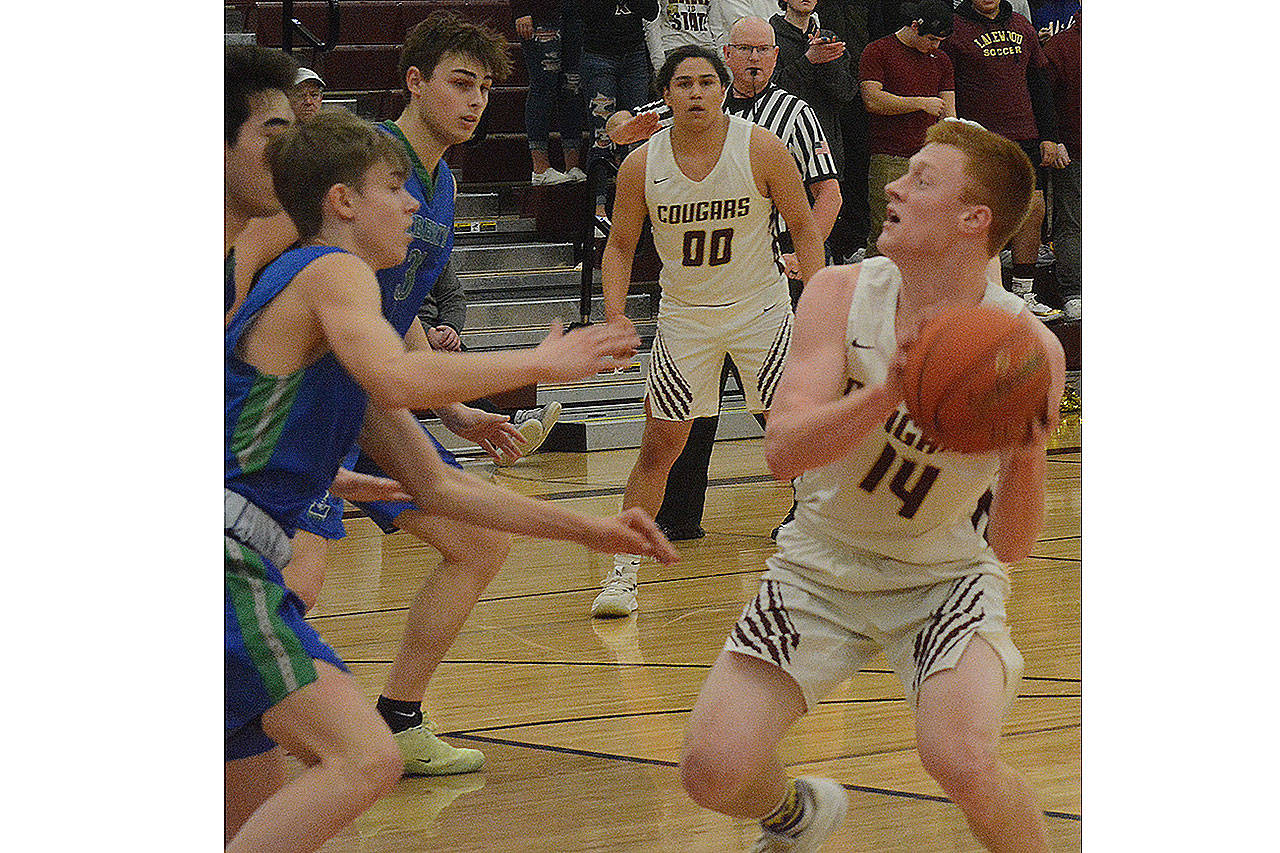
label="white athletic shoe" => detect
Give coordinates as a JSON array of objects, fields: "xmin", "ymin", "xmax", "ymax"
[
  {"xmin": 751, "ymin": 777, "xmax": 849, "ymax": 853},
  {"xmin": 1063, "ymin": 297, "xmax": 1082, "ymax": 321},
  {"xmin": 591, "ymin": 561, "xmax": 639, "ymax": 618},
  {"xmin": 565, "ymin": 166, "xmax": 587, "ymax": 182},
  {"xmin": 1019, "ymin": 290, "xmax": 1063, "ymax": 322},
  {"xmin": 496, "ymin": 401, "xmax": 561, "ymax": 466},
  {"xmin": 1010, "ymin": 282, "xmax": 1063, "ymax": 323},
  {"xmin": 531, "ymin": 167, "xmax": 573, "ymax": 186}
]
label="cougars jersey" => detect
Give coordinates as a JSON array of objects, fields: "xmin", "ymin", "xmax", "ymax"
[
  {"xmin": 775, "ymin": 257, "xmax": 1027, "ymax": 588},
  {"xmin": 225, "ymin": 246, "xmax": 369, "ymax": 534},
  {"xmin": 376, "ymin": 121, "xmax": 455, "ymax": 335},
  {"xmin": 644, "ymin": 114, "xmax": 786, "ymax": 308}
]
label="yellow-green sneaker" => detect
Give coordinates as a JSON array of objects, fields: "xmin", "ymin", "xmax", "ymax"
[{"xmin": 393, "ymin": 723, "xmax": 485, "ymax": 776}]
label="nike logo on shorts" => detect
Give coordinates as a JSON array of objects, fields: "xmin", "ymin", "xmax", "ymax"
[
  {"xmin": 850, "ymin": 339, "xmax": 875, "ymax": 349},
  {"xmin": 653, "ymin": 176, "xmax": 670, "ymax": 184}
]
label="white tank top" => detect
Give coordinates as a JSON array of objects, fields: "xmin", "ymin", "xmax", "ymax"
[
  {"xmin": 644, "ymin": 114, "xmax": 787, "ymax": 308},
  {"xmin": 774, "ymin": 256, "xmax": 1028, "ymax": 590}
]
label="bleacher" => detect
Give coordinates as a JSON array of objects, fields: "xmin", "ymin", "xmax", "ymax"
[
  {"xmin": 226, "ymin": 0, "xmax": 1079, "ymax": 458},
  {"xmin": 226, "ymin": 0, "xmax": 729, "ymax": 456}
]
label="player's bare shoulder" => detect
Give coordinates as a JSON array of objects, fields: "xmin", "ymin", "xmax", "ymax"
[
  {"xmin": 795, "ymin": 261, "xmax": 862, "ymax": 331},
  {"xmin": 747, "ymin": 121, "xmax": 786, "ymax": 156},
  {"xmin": 617, "ymin": 141, "xmax": 650, "ymax": 180}
]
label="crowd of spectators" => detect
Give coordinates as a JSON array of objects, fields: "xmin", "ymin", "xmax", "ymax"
[{"xmin": 502, "ymin": 0, "xmax": 1080, "ymax": 320}]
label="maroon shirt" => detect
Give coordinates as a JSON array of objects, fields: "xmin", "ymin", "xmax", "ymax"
[
  {"xmin": 860, "ymin": 34, "xmax": 955, "ymax": 158},
  {"xmin": 1043, "ymin": 15, "xmax": 1081, "ymax": 157},
  {"xmin": 943, "ymin": 6, "xmax": 1047, "ymax": 142}
]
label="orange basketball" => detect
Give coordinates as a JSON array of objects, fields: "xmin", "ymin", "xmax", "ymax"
[{"xmin": 902, "ymin": 305, "xmax": 1051, "ymax": 454}]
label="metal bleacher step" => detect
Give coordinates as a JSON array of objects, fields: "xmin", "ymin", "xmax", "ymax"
[
  {"xmin": 464, "ymin": 292, "xmax": 657, "ymax": 338},
  {"xmin": 455, "ymin": 192, "xmax": 501, "ymax": 219},
  {"xmin": 457, "ymin": 267, "xmax": 585, "ymax": 298},
  {"xmin": 461, "ymin": 317, "xmax": 657, "ymax": 352},
  {"xmin": 451, "ymin": 242, "xmax": 575, "ymax": 274},
  {"xmin": 453, "ymin": 215, "xmax": 537, "ymax": 240}
]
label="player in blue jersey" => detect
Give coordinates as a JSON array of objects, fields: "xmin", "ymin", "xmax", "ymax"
[
  {"xmin": 226, "ymin": 108, "xmax": 674, "ymax": 853},
  {"xmin": 224, "ymin": 45, "xmax": 430, "ymax": 842},
  {"xmin": 275, "ymin": 13, "xmax": 570, "ymax": 779}
]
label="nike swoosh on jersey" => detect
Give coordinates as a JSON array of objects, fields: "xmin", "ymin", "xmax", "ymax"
[
  {"xmin": 653, "ymin": 176, "xmax": 670, "ymax": 183},
  {"xmin": 850, "ymin": 339, "xmax": 875, "ymax": 349}
]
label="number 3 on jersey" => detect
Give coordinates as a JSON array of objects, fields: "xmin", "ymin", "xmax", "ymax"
[
  {"xmin": 682, "ymin": 227, "xmax": 733, "ymax": 267},
  {"xmin": 396, "ymin": 248, "xmax": 427, "ymax": 301}
]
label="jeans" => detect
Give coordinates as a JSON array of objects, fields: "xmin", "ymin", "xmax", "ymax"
[
  {"xmin": 522, "ymin": 10, "xmax": 583, "ymax": 154},
  {"xmin": 580, "ymin": 48, "xmax": 651, "ymax": 206},
  {"xmin": 1051, "ymin": 158, "xmax": 1081, "ymax": 300}
]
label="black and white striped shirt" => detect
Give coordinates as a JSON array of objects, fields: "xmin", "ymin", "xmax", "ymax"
[{"xmin": 632, "ymin": 83, "xmax": 838, "ymax": 187}]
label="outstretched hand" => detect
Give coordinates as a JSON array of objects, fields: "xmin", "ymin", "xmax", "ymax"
[
  {"xmin": 535, "ymin": 320, "xmax": 639, "ymax": 382},
  {"xmin": 585, "ymin": 508, "xmax": 679, "ymax": 565},
  {"xmin": 329, "ymin": 467, "xmax": 412, "ymax": 503},
  {"xmin": 436, "ymin": 404, "xmax": 525, "ymax": 463},
  {"xmin": 609, "ymin": 110, "xmax": 661, "ymax": 145}
]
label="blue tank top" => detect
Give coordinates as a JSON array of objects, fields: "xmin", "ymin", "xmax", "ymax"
[
  {"xmin": 375, "ymin": 121, "xmax": 456, "ymax": 334},
  {"xmin": 225, "ymin": 245, "xmax": 369, "ymax": 533}
]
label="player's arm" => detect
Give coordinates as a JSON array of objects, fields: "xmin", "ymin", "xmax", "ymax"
[
  {"xmin": 764, "ymin": 266, "xmax": 903, "ymax": 480},
  {"xmin": 401, "ymin": 318, "xmax": 524, "ymax": 462},
  {"xmin": 985, "ymin": 314, "xmax": 1066, "ymax": 563},
  {"xmin": 296, "ymin": 253, "xmax": 638, "ymax": 410},
  {"xmin": 754, "ymin": 127, "xmax": 823, "ymax": 284},
  {"xmin": 807, "ymin": 177, "xmax": 842, "ymax": 245},
  {"xmin": 358, "ymin": 405, "xmax": 678, "ymax": 563},
  {"xmin": 601, "ymin": 144, "xmax": 650, "ymax": 329}
]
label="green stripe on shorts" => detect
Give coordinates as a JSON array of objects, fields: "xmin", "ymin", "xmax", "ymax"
[{"xmin": 226, "ymin": 538, "xmax": 317, "ymax": 704}]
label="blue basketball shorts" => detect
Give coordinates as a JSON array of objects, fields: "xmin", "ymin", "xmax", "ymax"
[
  {"xmin": 292, "ymin": 426, "xmax": 462, "ymax": 539},
  {"xmin": 225, "ymin": 535, "xmax": 348, "ymax": 760}
]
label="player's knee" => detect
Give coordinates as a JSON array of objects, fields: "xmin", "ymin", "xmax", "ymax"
[
  {"xmin": 343, "ymin": 732, "xmax": 403, "ymax": 800},
  {"xmin": 679, "ymin": 738, "xmax": 753, "ymax": 809},
  {"xmin": 917, "ymin": 729, "xmax": 998, "ymax": 802},
  {"xmin": 438, "ymin": 528, "xmax": 511, "ymax": 578},
  {"xmin": 635, "ymin": 437, "xmax": 683, "ymax": 474}
]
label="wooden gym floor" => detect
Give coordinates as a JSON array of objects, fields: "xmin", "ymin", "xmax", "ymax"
[{"xmin": 301, "ymin": 421, "xmax": 1081, "ymax": 852}]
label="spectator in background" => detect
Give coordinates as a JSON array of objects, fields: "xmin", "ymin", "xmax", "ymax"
[
  {"xmin": 1029, "ymin": 0, "xmax": 1078, "ymax": 43},
  {"xmin": 580, "ymin": 0, "xmax": 660, "ymax": 224},
  {"xmin": 1043, "ymin": 8, "xmax": 1080, "ymax": 320},
  {"xmin": 859, "ymin": 0, "xmax": 955, "ymax": 256},
  {"xmin": 712, "ymin": 1, "xmax": 788, "ymax": 44},
  {"xmin": 514, "ymin": 0, "xmax": 587, "ymax": 184},
  {"xmin": 645, "ymin": 1, "xmax": 717, "ymax": 76},
  {"xmin": 771, "ymin": 0, "xmax": 858, "ymax": 215},
  {"xmin": 416, "ymin": 260, "xmax": 468, "ymax": 352},
  {"xmin": 288, "ymin": 67, "xmax": 325, "ymax": 121},
  {"xmin": 944, "ymin": 0, "xmax": 1067, "ymax": 321},
  {"xmin": 815, "ymin": 0, "xmax": 874, "ymax": 261},
  {"xmin": 871, "ymin": 0, "xmax": 1027, "ymax": 38}
]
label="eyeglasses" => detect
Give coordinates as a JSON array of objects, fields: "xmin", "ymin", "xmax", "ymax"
[{"xmin": 727, "ymin": 44, "xmax": 775, "ymax": 56}]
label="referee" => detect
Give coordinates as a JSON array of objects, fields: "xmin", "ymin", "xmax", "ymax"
[{"xmin": 609, "ymin": 15, "xmax": 840, "ymax": 540}]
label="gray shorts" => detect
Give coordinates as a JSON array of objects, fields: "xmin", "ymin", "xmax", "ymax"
[{"xmin": 725, "ymin": 567, "xmax": 1024, "ymax": 711}]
